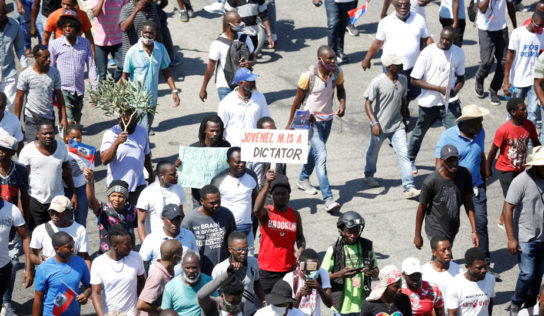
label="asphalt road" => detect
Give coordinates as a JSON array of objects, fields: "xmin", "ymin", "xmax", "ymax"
[{"xmin": 8, "ymin": 0, "xmax": 535, "ymax": 314}]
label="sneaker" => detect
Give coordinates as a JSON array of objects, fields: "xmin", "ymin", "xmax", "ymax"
[
  {"xmin": 179, "ymin": 9, "xmax": 189, "ymax": 22},
  {"xmin": 204, "ymin": 1, "xmax": 224, "ymax": 13},
  {"xmin": 187, "ymin": 9, "xmax": 194, "ymax": 17},
  {"xmin": 364, "ymin": 177, "xmax": 379, "ymax": 188},
  {"xmin": 324, "ymin": 198, "xmax": 341, "ymax": 213},
  {"xmin": 1, "ymin": 303, "xmax": 17, "ymax": 316},
  {"xmin": 486, "ymin": 264, "xmax": 501, "ymax": 280},
  {"xmin": 184, "ymin": 0, "xmax": 195, "ymax": 17},
  {"xmin": 489, "ymin": 90, "xmax": 500, "ymax": 106},
  {"xmin": 509, "ymin": 304, "xmax": 520, "ymax": 316},
  {"xmin": 405, "ymin": 188, "xmax": 421, "ymax": 199},
  {"xmin": 411, "ymin": 161, "xmax": 418, "ymax": 175},
  {"xmin": 475, "ymin": 80, "xmax": 484, "ymax": 98},
  {"xmin": 336, "ymin": 53, "xmax": 349, "ymax": 64},
  {"xmin": 296, "ymin": 180, "xmax": 318, "ymax": 195},
  {"xmin": 346, "ymin": 24, "xmax": 359, "ymax": 36},
  {"xmin": 108, "ymin": 58, "xmax": 116, "ymax": 66}
]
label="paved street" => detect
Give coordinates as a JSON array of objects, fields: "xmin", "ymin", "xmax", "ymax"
[{"xmin": 9, "ymin": 0, "xmax": 535, "ymax": 314}]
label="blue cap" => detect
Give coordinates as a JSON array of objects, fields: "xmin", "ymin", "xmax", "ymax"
[{"xmin": 232, "ymin": 68, "xmax": 259, "ymax": 85}]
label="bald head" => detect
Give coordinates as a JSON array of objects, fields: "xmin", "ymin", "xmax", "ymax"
[
  {"xmin": 160, "ymin": 239, "xmax": 182, "ymax": 261},
  {"xmin": 317, "ymin": 45, "xmax": 333, "ymax": 58},
  {"xmin": 223, "ymin": 11, "xmax": 241, "ymax": 32}
]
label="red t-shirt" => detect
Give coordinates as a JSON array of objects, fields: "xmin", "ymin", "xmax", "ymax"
[
  {"xmin": 401, "ymin": 280, "xmax": 444, "ymax": 316},
  {"xmin": 258, "ymin": 205, "xmax": 298, "ymax": 272},
  {"xmin": 493, "ymin": 120, "xmax": 538, "ymax": 172}
]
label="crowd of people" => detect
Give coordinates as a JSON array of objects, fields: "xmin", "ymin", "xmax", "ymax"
[{"xmin": 0, "ymin": 0, "xmax": 544, "ymax": 314}]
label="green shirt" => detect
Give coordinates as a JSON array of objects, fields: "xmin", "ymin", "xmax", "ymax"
[{"xmin": 320, "ymin": 243, "xmax": 377, "ymax": 314}]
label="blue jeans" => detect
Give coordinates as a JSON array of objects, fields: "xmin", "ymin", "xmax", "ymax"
[
  {"xmin": 217, "ymin": 86, "xmax": 232, "ymax": 100},
  {"xmin": 325, "ymin": 0, "xmax": 357, "ymax": 55},
  {"xmin": 408, "ymin": 101, "xmax": 462, "ymax": 162},
  {"xmin": 300, "ymin": 120, "xmax": 333, "ymax": 201},
  {"xmin": 65, "ymin": 185, "xmax": 88, "ymax": 227},
  {"xmin": 473, "ymin": 186, "xmax": 490, "ymax": 259},
  {"xmin": 365, "ymin": 128, "xmax": 415, "ymax": 191},
  {"xmin": 237, "ymin": 223, "xmax": 255, "ymax": 256},
  {"xmin": 95, "ymin": 44, "xmax": 123, "ymax": 82},
  {"xmin": 36, "ymin": 12, "xmax": 46, "ymax": 39},
  {"xmin": 267, "ymin": 0, "xmax": 277, "ymax": 35},
  {"xmin": 137, "ymin": 109, "xmax": 155, "ymax": 135},
  {"xmin": 511, "ymin": 240, "xmax": 544, "ymax": 308},
  {"xmin": 18, "ymin": 0, "xmax": 41, "ymax": 49},
  {"xmin": 2, "ymin": 232, "xmax": 21, "ymax": 304}
]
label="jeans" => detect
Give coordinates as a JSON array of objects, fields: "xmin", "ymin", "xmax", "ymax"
[
  {"xmin": 61, "ymin": 90, "xmax": 84, "ymax": 124},
  {"xmin": 0, "ymin": 262, "xmax": 13, "ymax": 307},
  {"xmin": 19, "ymin": 0, "xmax": 41, "ymax": 49},
  {"xmin": 497, "ymin": 170, "xmax": 521, "ymax": 198},
  {"xmin": 24, "ymin": 113, "xmax": 55, "ymax": 143},
  {"xmin": 65, "ymin": 185, "xmax": 88, "ymax": 227},
  {"xmin": 2, "ymin": 233, "xmax": 21, "ymax": 304},
  {"xmin": 217, "ymin": 86, "xmax": 232, "ymax": 100},
  {"xmin": 95, "ymin": 44, "xmax": 123, "ymax": 82},
  {"xmin": 408, "ymin": 101, "xmax": 462, "ymax": 161},
  {"xmin": 36, "ymin": 13, "xmax": 46, "ymax": 39},
  {"xmin": 364, "ymin": 128, "xmax": 415, "ymax": 191},
  {"xmin": 439, "ymin": 17, "xmax": 466, "ymax": 47},
  {"xmin": 267, "ymin": 0, "xmax": 277, "ymax": 35},
  {"xmin": 300, "ymin": 120, "xmax": 333, "ymax": 201},
  {"xmin": 473, "ymin": 186, "xmax": 490, "ymax": 259},
  {"xmin": 405, "ymin": 68, "xmax": 421, "ymax": 106},
  {"xmin": 511, "ymin": 240, "xmax": 544, "ymax": 308},
  {"xmin": 475, "ymin": 28, "xmax": 509, "ymax": 93},
  {"xmin": 519, "ymin": 87, "xmax": 543, "ymax": 133},
  {"xmin": 237, "ymin": 223, "xmax": 255, "ymax": 256},
  {"xmin": 325, "ymin": 0, "xmax": 357, "ymax": 55},
  {"xmin": 137, "ymin": 109, "xmax": 156, "ymax": 134},
  {"xmin": 158, "ymin": 8, "xmax": 175, "ymax": 60}
]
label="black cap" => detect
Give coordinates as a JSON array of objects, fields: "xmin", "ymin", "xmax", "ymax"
[
  {"xmin": 270, "ymin": 177, "xmax": 291, "ymax": 193},
  {"xmin": 440, "ymin": 144, "xmax": 459, "ymax": 160},
  {"xmin": 162, "ymin": 204, "xmax": 182, "ymax": 220},
  {"xmin": 265, "ymin": 280, "xmax": 296, "ymax": 305}
]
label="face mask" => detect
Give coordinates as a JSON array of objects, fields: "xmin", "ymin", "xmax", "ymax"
[
  {"xmin": 533, "ymin": 20, "xmax": 544, "ymax": 34},
  {"xmin": 230, "ymin": 22, "xmax": 246, "ymax": 33},
  {"xmin": 223, "ymin": 298, "xmax": 241, "ymax": 313},
  {"xmin": 306, "ymin": 270, "xmax": 319, "ymax": 280},
  {"xmin": 319, "ymin": 58, "xmax": 336, "ymax": 72},
  {"xmin": 270, "ymin": 305, "xmax": 287, "ymax": 316},
  {"xmin": 183, "ymin": 271, "xmax": 201, "ymax": 284},
  {"xmin": 141, "ymin": 37, "xmax": 154, "ymax": 46},
  {"xmin": 395, "ymin": 11, "xmax": 410, "ymax": 19}
]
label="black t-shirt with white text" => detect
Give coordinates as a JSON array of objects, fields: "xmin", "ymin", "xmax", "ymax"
[{"xmin": 360, "ymin": 293, "xmax": 412, "ymax": 316}]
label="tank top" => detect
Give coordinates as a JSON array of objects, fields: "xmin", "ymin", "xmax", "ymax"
[{"xmin": 258, "ymin": 205, "xmax": 298, "ymax": 272}]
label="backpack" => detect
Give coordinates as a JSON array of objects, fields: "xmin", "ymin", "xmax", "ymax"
[
  {"xmin": 467, "ymin": 0, "xmax": 478, "ymax": 22},
  {"xmin": 216, "ymin": 35, "xmax": 250, "ymax": 90},
  {"xmin": 302, "ymin": 64, "xmax": 341, "ymax": 106}
]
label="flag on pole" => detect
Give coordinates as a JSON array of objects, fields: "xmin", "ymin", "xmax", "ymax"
[
  {"xmin": 52, "ymin": 281, "xmax": 76, "ymax": 316},
  {"xmin": 69, "ymin": 139, "xmax": 96, "ymax": 165},
  {"xmin": 348, "ymin": 2, "xmax": 368, "ymax": 25}
]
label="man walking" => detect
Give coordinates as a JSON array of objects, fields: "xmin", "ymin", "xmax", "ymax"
[
  {"xmin": 362, "ymin": 53, "xmax": 420, "ymax": 198},
  {"xmin": 286, "ymin": 45, "xmax": 346, "ymax": 213},
  {"xmin": 315, "ymin": 0, "xmax": 357, "ymax": 64}
]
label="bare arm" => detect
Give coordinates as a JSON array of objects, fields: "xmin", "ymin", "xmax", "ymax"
[
  {"xmin": 42, "ymin": 31, "xmax": 51, "ymax": 46},
  {"xmin": 83, "ymin": 30, "xmax": 95, "ymax": 58},
  {"xmin": 91, "ymin": 284, "xmax": 105, "ymax": 316},
  {"xmin": 120, "ymin": 3, "xmax": 144, "ymax": 32},
  {"xmin": 503, "ymin": 201, "xmax": 520, "ymax": 254},
  {"xmin": 489, "ymin": 298, "xmax": 494, "ymax": 315},
  {"xmin": 30, "ymin": 248, "xmax": 43, "ymax": 266},
  {"xmin": 84, "ymin": 169, "xmax": 101, "ymax": 212},
  {"xmin": 100, "ymin": 132, "xmax": 127, "ymax": 165},
  {"xmin": 199, "ymin": 59, "xmax": 218, "ymax": 102},
  {"xmin": 91, "ymin": 0, "xmax": 106, "ymax": 17},
  {"xmin": 144, "ymin": 154, "xmax": 154, "ymax": 183},
  {"xmin": 424, "ymin": 36, "xmax": 434, "ymax": 46},
  {"xmin": 253, "ymin": 170, "xmax": 274, "ymax": 224},
  {"xmin": 411, "ymin": 78, "xmax": 447, "ymax": 95},
  {"xmin": 294, "ymin": 210, "xmax": 305, "ymax": 258},
  {"xmin": 17, "ymin": 225, "xmax": 33, "ymax": 287},
  {"xmin": 30, "ymin": 0, "xmax": 40, "ymax": 37},
  {"xmin": 414, "ymin": 203, "xmax": 427, "ymax": 249},
  {"xmin": 14, "ymin": 90, "xmax": 25, "ymax": 121},
  {"xmin": 463, "ymin": 193, "xmax": 479, "ymax": 247},
  {"xmin": 161, "ymin": 68, "xmax": 180, "ymax": 107},
  {"xmin": 362, "ymin": 39, "xmax": 385, "ymax": 70},
  {"xmin": 137, "ymin": 274, "xmax": 146, "ymax": 295},
  {"xmin": 137, "ymin": 209, "xmax": 147, "ymax": 242},
  {"xmin": 136, "ymin": 298, "xmax": 161, "ymax": 315},
  {"xmin": 480, "ymin": 152, "xmax": 487, "ymax": 190},
  {"xmin": 486, "ymin": 143, "xmax": 499, "ymax": 179},
  {"xmin": 336, "ymin": 83, "xmax": 346, "ymax": 117},
  {"xmin": 55, "ymin": 89, "xmax": 68, "ymax": 130},
  {"xmin": 452, "ymin": 0, "xmax": 459, "ymax": 27},
  {"xmin": 507, "ymin": 1, "xmax": 517, "ymax": 28},
  {"xmin": 285, "ymin": 88, "xmax": 308, "ymax": 129},
  {"xmin": 503, "ymin": 50, "xmax": 515, "ymax": 96},
  {"xmin": 535, "ymin": 78, "xmax": 544, "ymax": 106},
  {"xmin": 448, "ymin": 308, "xmax": 458, "ymax": 316},
  {"xmin": 254, "ymin": 280, "xmax": 266, "ymax": 303},
  {"xmin": 32, "ymin": 291, "xmax": 43, "ymax": 316},
  {"xmin": 478, "ymin": 0, "xmax": 491, "ymax": 13},
  {"xmin": 381, "ymin": 0, "xmax": 392, "ymax": 18}
]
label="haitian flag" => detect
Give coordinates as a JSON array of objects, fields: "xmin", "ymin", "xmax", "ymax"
[
  {"xmin": 69, "ymin": 139, "xmax": 96, "ymax": 165},
  {"xmin": 313, "ymin": 112, "xmax": 336, "ymax": 121},
  {"xmin": 52, "ymin": 282, "xmax": 76, "ymax": 316},
  {"xmin": 348, "ymin": 2, "xmax": 367, "ymax": 25}
]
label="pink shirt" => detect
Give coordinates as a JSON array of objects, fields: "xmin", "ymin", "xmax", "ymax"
[
  {"xmin": 90, "ymin": 0, "xmax": 126, "ymax": 46},
  {"xmin": 138, "ymin": 261, "xmax": 173, "ymax": 316}
]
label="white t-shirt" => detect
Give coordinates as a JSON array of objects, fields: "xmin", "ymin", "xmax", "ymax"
[
  {"xmin": 411, "ymin": 43, "xmax": 465, "ymax": 107},
  {"xmin": 30, "ymin": 220, "xmax": 89, "ymax": 257},
  {"xmin": 445, "ymin": 273, "xmax": 495, "ymax": 316},
  {"xmin": 0, "ymin": 111, "xmax": 23, "ymax": 142},
  {"xmin": 283, "ymin": 268, "xmax": 331, "ymax": 316},
  {"xmin": 376, "ymin": 12, "xmax": 431, "ymax": 69},
  {"xmin": 218, "ymin": 89, "xmax": 271, "ymax": 147},
  {"xmin": 208, "ymin": 33, "xmax": 255, "ymax": 88},
  {"xmin": 90, "ymin": 251, "xmax": 145, "ymax": 316},
  {"xmin": 65, "ymin": 151, "xmax": 94, "ymax": 188},
  {"xmin": 136, "ymin": 181, "xmax": 187, "ymax": 235},
  {"xmin": 0, "ymin": 201, "xmax": 24, "ymax": 268},
  {"xmin": 518, "ymin": 302, "xmax": 540, "ymax": 316},
  {"xmin": 254, "ymin": 306, "xmax": 307, "ymax": 316},
  {"xmin": 217, "ymin": 173, "xmax": 257, "ymax": 225},
  {"xmin": 19, "ymin": 140, "xmax": 69, "ymax": 204},
  {"xmin": 422, "ymin": 261, "xmax": 464, "ymax": 303},
  {"xmin": 139, "ymin": 228, "xmax": 198, "ymax": 276},
  {"xmin": 476, "ymin": 0, "xmax": 512, "ymax": 31},
  {"xmin": 508, "ymin": 26, "xmax": 544, "ymax": 87}
]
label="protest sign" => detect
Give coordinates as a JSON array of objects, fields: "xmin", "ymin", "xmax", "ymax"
[
  {"xmin": 177, "ymin": 146, "xmax": 230, "ymax": 189},
  {"xmin": 290, "ymin": 109, "xmax": 311, "ymax": 130},
  {"xmin": 241, "ymin": 129, "xmax": 308, "ymax": 164}
]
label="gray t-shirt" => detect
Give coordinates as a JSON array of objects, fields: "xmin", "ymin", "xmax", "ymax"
[
  {"xmin": 505, "ymin": 170, "xmax": 544, "ymax": 243},
  {"xmin": 363, "ymin": 73, "xmax": 407, "ymax": 133},
  {"xmin": 17, "ymin": 67, "xmax": 61, "ymax": 120},
  {"xmin": 119, "ymin": 1, "xmax": 161, "ymax": 64},
  {"xmin": 181, "ymin": 207, "xmax": 237, "ymax": 275}
]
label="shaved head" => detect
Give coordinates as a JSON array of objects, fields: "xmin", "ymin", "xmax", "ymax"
[
  {"xmin": 223, "ymin": 11, "xmax": 241, "ymax": 32},
  {"xmin": 317, "ymin": 45, "xmax": 333, "ymax": 58},
  {"xmin": 160, "ymin": 239, "xmax": 182, "ymax": 261}
]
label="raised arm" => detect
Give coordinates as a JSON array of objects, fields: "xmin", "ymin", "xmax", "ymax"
[{"xmin": 84, "ymin": 168, "xmax": 101, "ymax": 212}]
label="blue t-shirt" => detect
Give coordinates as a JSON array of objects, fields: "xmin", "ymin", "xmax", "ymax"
[
  {"xmin": 161, "ymin": 273, "xmax": 217, "ymax": 316},
  {"xmin": 35, "ymin": 256, "xmax": 90, "ymax": 316},
  {"xmin": 436, "ymin": 125, "xmax": 485, "ymax": 187}
]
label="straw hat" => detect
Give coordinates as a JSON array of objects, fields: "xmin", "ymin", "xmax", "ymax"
[{"xmin": 456, "ymin": 104, "xmax": 490, "ymax": 122}]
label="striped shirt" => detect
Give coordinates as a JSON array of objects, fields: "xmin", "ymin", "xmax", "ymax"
[
  {"xmin": 123, "ymin": 39, "xmax": 170, "ymax": 105},
  {"xmin": 119, "ymin": 1, "xmax": 161, "ymax": 65},
  {"xmin": 49, "ymin": 36, "xmax": 97, "ymax": 96},
  {"xmin": 224, "ymin": 0, "xmax": 268, "ymax": 27},
  {"xmin": 90, "ymin": 0, "xmax": 126, "ymax": 46}
]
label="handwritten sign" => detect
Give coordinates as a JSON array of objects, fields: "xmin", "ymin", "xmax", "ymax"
[
  {"xmin": 241, "ymin": 129, "xmax": 308, "ymax": 164},
  {"xmin": 177, "ymin": 146, "xmax": 229, "ymax": 189}
]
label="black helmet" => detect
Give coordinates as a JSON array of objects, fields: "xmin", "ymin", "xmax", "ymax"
[{"xmin": 337, "ymin": 211, "xmax": 365, "ymax": 230}]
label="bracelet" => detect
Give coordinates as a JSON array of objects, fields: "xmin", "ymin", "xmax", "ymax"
[
  {"xmin": 371, "ymin": 121, "xmax": 380, "ymax": 127},
  {"xmin": 172, "ymin": 89, "xmax": 179, "ymax": 94}
]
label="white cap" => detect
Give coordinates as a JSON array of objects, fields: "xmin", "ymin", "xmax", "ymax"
[
  {"xmin": 381, "ymin": 53, "xmax": 403, "ymax": 67},
  {"xmin": 0, "ymin": 134, "xmax": 18, "ymax": 151},
  {"xmin": 401, "ymin": 257, "xmax": 422, "ymax": 275},
  {"xmin": 48, "ymin": 195, "xmax": 72, "ymax": 213}
]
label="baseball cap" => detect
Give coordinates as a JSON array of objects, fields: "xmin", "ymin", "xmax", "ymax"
[
  {"xmin": 381, "ymin": 53, "xmax": 403, "ymax": 67},
  {"xmin": 48, "ymin": 195, "xmax": 72, "ymax": 213},
  {"xmin": 0, "ymin": 134, "xmax": 18, "ymax": 151},
  {"xmin": 440, "ymin": 144, "xmax": 459, "ymax": 161},
  {"xmin": 162, "ymin": 204, "xmax": 183, "ymax": 220},
  {"xmin": 231, "ymin": 68, "xmax": 259, "ymax": 85},
  {"xmin": 402, "ymin": 257, "xmax": 422, "ymax": 275},
  {"xmin": 60, "ymin": 9, "xmax": 80, "ymax": 22}
]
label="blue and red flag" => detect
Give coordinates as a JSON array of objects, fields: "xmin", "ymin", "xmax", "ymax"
[
  {"xmin": 313, "ymin": 112, "xmax": 336, "ymax": 121},
  {"xmin": 348, "ymin": 2, "xmax": 367, "ymax": 25},
  {"xmin": 52, "ymin": 282, "xmax": 76, "ymax": 316},
  {"xmin": 69, "ymin": 139, "xmax": 96, "ymax": 165}
]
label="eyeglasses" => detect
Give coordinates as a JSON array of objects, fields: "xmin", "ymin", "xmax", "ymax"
[
  {"xmin": 230, "ymin": 247, "xmax": 250, "ymax": 253},
  {"xmin": 395, "ymin": 2, "xmax": 410, "ymax": 7}
]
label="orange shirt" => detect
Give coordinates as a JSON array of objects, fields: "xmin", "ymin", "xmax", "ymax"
[{"xmin": 44, "ymin": 8, "xmax": 92, "ymax": 39}]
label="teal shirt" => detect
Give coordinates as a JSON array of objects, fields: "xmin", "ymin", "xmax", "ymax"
[{"xmin": 161, "ymin": 273, "xmax": 217, "ymax": 315}]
